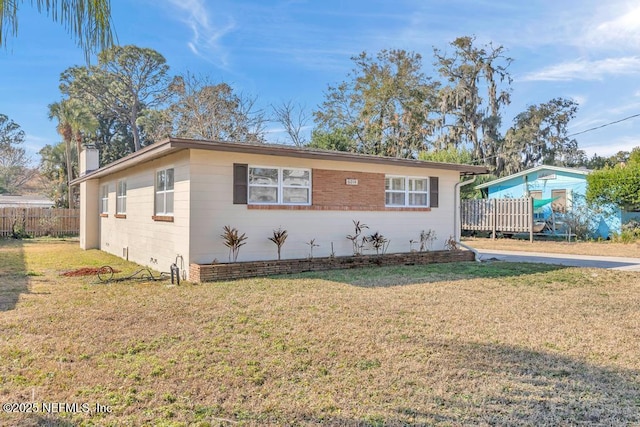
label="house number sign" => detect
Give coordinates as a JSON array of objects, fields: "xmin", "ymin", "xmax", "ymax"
[{"xmin": 345, "ymin": 178, "xmax": 358, "ymax": 185}]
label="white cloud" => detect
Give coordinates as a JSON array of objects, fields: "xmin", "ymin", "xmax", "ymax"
[
  {"xmin": 605, "ymin": 101, "xmax": 640, "ymax": 116},
  {"xmin": 520, "ymin": 57, "xmax": 640, "ymax": 81},
  {"xmin": 166, "ymin": 0, "xmax": 236, "ymax": 67},
  {"xmin": 570, "ymin": 95, "xmax": 588, "ymax": 107},
  {"xmin": 581, "ymin": 136, "xmax": 640, "ymax": 157},
  {"xmin": 587, "ymin": 4, "xmax": 640, "ymax": 49}
]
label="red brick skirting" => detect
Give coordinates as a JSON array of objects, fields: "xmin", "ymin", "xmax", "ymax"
[
  {"xmin": 189, "ymin": 250, "xmax": 475, "ymax": 282},
  {"xmin": 247, "ymin": 205, "xmax": 431, "ymax": 212}
]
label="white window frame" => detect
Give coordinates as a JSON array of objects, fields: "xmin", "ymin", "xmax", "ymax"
[
  {"xmin": 248, "ymin": 166, "xmax": 312, "ymax": 205},
  {"xmin": 385, "ymin": 175, "xmax": 406, "ymax": 206},
  {"xmin": 155, "ymin": 168, "xmax": 174, "ymax": 216},
  {"xmin": 100, "ymin": 184, "xmax": 109, "ymax": 214},
  {"xmin": 116, "ymin": 179, "xmax": 127, "ymax": 214},
  {"xmin": 385, "ymin": 175, "xmax": 429, "ymax": 207}
]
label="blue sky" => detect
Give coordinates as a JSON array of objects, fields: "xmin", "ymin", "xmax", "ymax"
[{"xmin": 2, "ymin": 0, "xmax": 640, "ymax": 163}]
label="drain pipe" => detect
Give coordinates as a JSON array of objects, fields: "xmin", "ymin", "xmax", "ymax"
[{"xmin": 454, "ymin": 176, "xmax": 482, "ymax": 262}]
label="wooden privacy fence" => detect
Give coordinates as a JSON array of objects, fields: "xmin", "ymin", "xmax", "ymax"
[
  {"xmin": 0, "ymin": 207, "xmax": 80, "ymax": 237},
  {"xmin": 461, "ymin": 198, "xmax": 534, "ymax": 241}
]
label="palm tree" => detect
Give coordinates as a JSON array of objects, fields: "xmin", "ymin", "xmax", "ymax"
[
  {"xmin": 48, "ymin": 99, "xmax": 97, "ymax": 208},
  {"xmin": 0, "ymin": 0, "xmax": 114, "ymax": 60},
  {"xmin": 39, "ymin": 142, "xmax": 72, "ymax": 207}
]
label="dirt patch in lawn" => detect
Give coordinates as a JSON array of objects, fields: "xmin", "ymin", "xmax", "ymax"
[
  {"xmin": 464, "ymin": 237, "xmax": 640, "ymax": 258},
  {"xmin": 60, "ymin": 267, "xmax": 121, "ymax": 277}
]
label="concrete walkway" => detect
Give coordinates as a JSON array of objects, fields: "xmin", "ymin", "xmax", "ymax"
[{"xmin": 477, "ymin": 249, "xmax": 640, "ymax": 271}]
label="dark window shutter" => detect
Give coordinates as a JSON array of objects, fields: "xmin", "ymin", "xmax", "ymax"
[
  {"xmin": 429, "ymin": 177, "xmax": 439, "ymax": 208},
  {"xmin": 233, "ymin": 164, "xmax": 248, "ymax": 204}
]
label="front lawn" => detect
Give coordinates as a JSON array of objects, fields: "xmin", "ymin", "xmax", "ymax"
[
  {"xmin": 1, "ymin": 239, "xmax": 639, "ymax": 425},
  {"xmin": 464, "ymin": 236, "xmax": 640, "ymax": 258}
]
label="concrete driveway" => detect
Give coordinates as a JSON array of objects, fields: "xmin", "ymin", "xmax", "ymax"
[{"xmin": 477, "ymin": 249, "xmax": 640, "ymax": 271}]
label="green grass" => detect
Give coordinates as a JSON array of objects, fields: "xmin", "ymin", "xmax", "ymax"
[{"xmin": 1, "ymin": 238, "xmax": 640, "ymax": 425}]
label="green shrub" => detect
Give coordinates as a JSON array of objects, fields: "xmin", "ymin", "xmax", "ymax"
[{"xmin": 613, "ymin": 220, "xmax": 640, "ymax": 243}]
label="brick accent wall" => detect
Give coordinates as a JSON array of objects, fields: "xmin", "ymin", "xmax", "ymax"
[
  {"xmin": 312, "ymin": 169, "xmax": 385, "ymax": 210},
  {"xmin": 189, "ymin": 250, "xmax": 475, "ymax": 282},
  {"xmin": 246, "ymin": 169, "xmax": 430, "ymax": 212}
]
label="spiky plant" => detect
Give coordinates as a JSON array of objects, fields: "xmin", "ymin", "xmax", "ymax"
[
  {"xmin": 368, "ymin": 232, "xmax": 389, "ymax": 255},
  {"xmin": 346, "ymin": 220, "xmax": 369, "ymax": 255},
  {"xmin": 221, "ymin": 225, "xmax": 248, "ymax": 262},
  {"xmin": 306, "ymin": 238, "xmax": 320, "ymax": 259},
  {"xmin": 268, "ymin": 227, "xmax": 288, "ymax": 260},
  {"xmin": 419, "ymin": 229, "xmax": 437, "ymax": 252}
]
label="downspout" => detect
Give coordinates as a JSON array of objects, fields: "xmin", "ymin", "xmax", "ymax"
[{"xmin": 454, "ymin": 175, "xmax": 482, "ymax": 262}]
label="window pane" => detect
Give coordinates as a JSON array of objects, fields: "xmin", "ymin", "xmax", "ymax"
[
  {"xmin": 156, "ymin": 170, "xmax": 165, "ymax": 190},
  {"xmin": 155, "ymin": 193, "xmax": 164, "ymax": 214},
  {"xmin": 166, "ymin": 169, "xmax": 174, "ymax": 191},
  {"xmin": 283, "ymin": 169, "xmax": 309, "ymax": 186},
  {"xmin": 386, "ymin": 192, "xmax": 405, "ymax": 205},
  {"xmin": 385, "ymin": 178, "xmax": 391, "ymax": 190},
  {"xmin": 100, "ymin": 185, "xmax": 108, "ymax": 213},
  {"xmin": 249, "ymin": 168, "xmax": 278, "ymax": 185},
  {"xmin": 165, "ymin": 192, "xmax": 174, "ymax": 214},
  {"xmin": 283, "ymin": 187, "xmax": 309, "ymax": 204},
  {"xmin": 249, "ymin": 186, "xmax": 277, "ymax": 203},
  {"xmin": 409, "ymin": 193, "xmax": 427, "ymax": 206},
  {"xmin": 409, "ymin": 178, "xmax": 427, "ymax": 192},
  {"xmin": 391, "ymin": 177, "xmax": 405, "ymax": 190}
]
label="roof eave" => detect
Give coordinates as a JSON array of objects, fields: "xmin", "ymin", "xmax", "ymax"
[
  {"xmin": 71, "ymin": 139, "xmax": 177, "ymax": 185},
  {"xmin": 72, "ymin": 138, "xmax": 490, "ymax": 184},
  {"xmin": 169, "ymin": 138, "xmax": 490, "ymax": 174},
  {"xmin": 475, "ymin": 165, "xmax": 591, "ymax": 190}
]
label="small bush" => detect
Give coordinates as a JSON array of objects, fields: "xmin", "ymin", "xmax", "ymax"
[
  {"xmin": 38, "ymin": 216, "xmax": 61, "ymax": 237},
  {"xmin": 622, "ymin": 219, "xmax": 640, "ymax": 234},
  {"xmin": 368, "ymin": 232, "xmax": 389, "ymax": 255},
  {"xmin": 612, "ymin": 220, "xmax": 640, "ymax": 243},
  {"xmin": 444, "ymin": 235, "xmax": 458, "ymax": 251}
]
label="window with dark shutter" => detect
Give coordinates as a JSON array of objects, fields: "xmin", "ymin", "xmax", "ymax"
[
  {"xmin": 233, "ymin": 163, "xmax": 248, "ymax": 204},
  {"xmin": 429, "ymin": 177, "xmax": 439, "ymax": 208}
]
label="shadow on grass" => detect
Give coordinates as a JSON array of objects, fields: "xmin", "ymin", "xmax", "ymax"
[
  {"xmin": 298, "ymin": 340, "xmax": 640, "ymax": 425},
  {"xmin": 0, "ymin": 239, "xmax": 29, "ymax": 311},
  {"xmin": 409, "ymin": 339, "xmax": 640, "ymax": 425},
  {"xmin": 13, "ymin": 415, "xmax": 77, "ymax": 427},
  {"xmin": 284, "ymin": 261, "xmax": 571, "ymax": 287}
]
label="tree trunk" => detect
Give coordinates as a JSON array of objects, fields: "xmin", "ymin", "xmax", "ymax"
[
  {"xmin": 131, "ymin": 105, "xmax": 141, "ymax": 151},
  {"xmin": 64, "ymin": 138, "xmax": 74, "ymax": 209}
]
